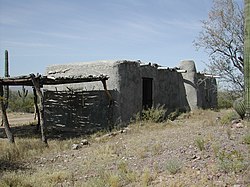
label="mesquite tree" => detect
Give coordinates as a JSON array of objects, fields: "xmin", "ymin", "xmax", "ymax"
[
  {"xmin": 194, "ymin": 0, "xmax": 244, "ymax": 93},
  {"xmin": 244, "ymin": 0, "xmax": 250, "ymax": 119}
]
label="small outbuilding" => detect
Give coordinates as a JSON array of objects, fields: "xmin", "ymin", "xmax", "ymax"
[{"xmin": 44, "ymin": 60, "xmax": 217, "ymax": 133}]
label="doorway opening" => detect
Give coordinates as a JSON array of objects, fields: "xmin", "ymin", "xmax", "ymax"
[{"xmin": 142, "ymin": 78, "xmax": 153, "ymax": 109}]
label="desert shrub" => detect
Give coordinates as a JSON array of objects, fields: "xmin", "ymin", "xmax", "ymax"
[
  {"xmin": 0, "ymin": 173, "xmax": 32, "ymax": 187},
  {"xmin": 217, "ymin": 91, "xmax": 239, "ymax": 109},
  {"xmin": 195, "ymin": 137, "xmax": 206, "ymax": 151},
  {"xmin": 141, "ymin": 105, "xmax": 167, "ymax": 123},
  {"xmin": 217, "ymin": 150, "xmax": 248, "ymax": 173},
  {"xmin": 0, "ymin": 171, "xmax": 73, "ymax": 187},
  {"xmin": 165, "ymin": 158, "xmax": 182, "ymax": 174},
  {"xmin": 0, "ymin": 138, "xmax": 73, "ymax": 163},
  {"xmin": 220, "ymin": 111, "xmax": 239, "ymax": 125},
  {"xmin": 141, "ymin": 168, "xmax": 155, "ymax": 186},
  {"xmin": 167, "ymin": 109, "xmax": 180, "ymax": 121},
  {"xmin": 243, "ymin": 133, "xmax": 250, "ymax": 144},
  {"xmin": 0, "ymin": 139, "xmax": 47, "ymax": 163}
]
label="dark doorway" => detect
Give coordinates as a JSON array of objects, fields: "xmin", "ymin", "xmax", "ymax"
[{"xmin": 142, "ymin": 78, "xmax": 153, "ymax": 109}]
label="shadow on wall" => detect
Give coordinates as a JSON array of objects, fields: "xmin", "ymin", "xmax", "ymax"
[{"xmin": 44, "ymin": 90, "xmax": 118, "ymax": 139}]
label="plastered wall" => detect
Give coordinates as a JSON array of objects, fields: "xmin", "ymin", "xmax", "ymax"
[{"xmin": 44, "ymin": 60, "xmax": 217, "ymax": 132}]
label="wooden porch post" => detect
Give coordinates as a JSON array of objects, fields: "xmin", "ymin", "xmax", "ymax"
[
  {"xmin": 30, "ymin": 74, "xmax": 47, "ymax": 144},
  {"xmin": 0, "ymin": 84, "xmax": 14, "ymax": 143},
  {"xmin": 33, "ymin": 87, "xmax": 40, "ymax": 131},
  {"xmin": 101, "ymin": 79, "xmax": 113, "ymax": 106}
]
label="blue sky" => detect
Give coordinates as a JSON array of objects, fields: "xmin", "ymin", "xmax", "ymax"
[{"xmin": 0, "ymin": 0, "xmax": 226, "ymax": 76}]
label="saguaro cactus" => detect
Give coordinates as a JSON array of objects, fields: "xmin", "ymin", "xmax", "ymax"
[
  {"xmin": 18, "ymin": 85, "xmax": 28, "ymax": 103},
  {"xmin": 4, "ymin": 50, "xmax": 9, "ymax": 109},
  {"xmin": 1, "ymin": 50, "xmax": 9, "ymax": 126},
  {"xmin": 244, "ymin": 0, "xmax": 250, "ymax": 120}
]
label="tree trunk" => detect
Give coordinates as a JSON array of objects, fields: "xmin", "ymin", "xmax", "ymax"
[
  {"xmin": 244, "ymin": 0, "xmax": 250, "ymax": 120},
  {"xmin": 0, "ymin": 84, "xmax": 14, "ymax": 143}
]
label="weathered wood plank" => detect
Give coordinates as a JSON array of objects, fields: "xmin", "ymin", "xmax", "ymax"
[{"xmin": 0, "ymin": 84, "xmax": 14, "ymax": 143}]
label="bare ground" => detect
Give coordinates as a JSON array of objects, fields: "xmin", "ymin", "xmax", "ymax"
[{"xmin": 0, "ymin": 109, "xmax": 250, "ymax": 186}]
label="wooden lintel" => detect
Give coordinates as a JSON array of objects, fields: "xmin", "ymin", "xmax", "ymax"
[
  {"xmin": 0, "ymin": 75, "xmax": 109, "ymax": 87},
  {"xmin": 42, "ymin": 77, "xmax": 109, "ymax": 85}
]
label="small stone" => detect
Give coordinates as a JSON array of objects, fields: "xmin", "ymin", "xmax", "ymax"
[
  {"xmin": 231, "ymin": 119, "xmax": 241, "ymax": 125},
  {"xmin": 81, "ymin": 139, "xmax": 89, "ymax": 145},
  {"xmin": 191, "ymin": 155, "xmax": 197, "ymax": 159},
  {"xmin": 72, "ymin": 143, "xmax": 79, "ymax": 150},
  {"xmin": 196, "ymin": 156, "xmax": 201, "ymax": 160},
  {"xmin": 235, "ymin": 123, "xmax": 244, "ymax": 128},
  {"xmin": 204, "ymin": 154, "xmax": 210, "ymax": 159},
  {"xmin": 95, "ymin": 137, "xmax": 101, "ymax": 141}
]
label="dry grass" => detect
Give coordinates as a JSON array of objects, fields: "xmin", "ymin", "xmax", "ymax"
[{"xmin": 0, "ymin": 109, "xmax": 250, "ymax": 186}]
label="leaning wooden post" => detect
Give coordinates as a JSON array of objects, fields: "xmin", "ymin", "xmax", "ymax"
[
  {"xmin": 33, "ymin": 87, "xmax": 40, "ymax": 131},
  {"xmin": 0, "ymin": 84, "xmax": 14, "ymax": 143},
  {"xmin": 101, "ymin": 79, "xmax": 114, "ymax": 131},
  {"xmin": 30, "ymin": 74, "xmax": 47, "ymax": 144},
  {"xmin": 101, "ymin": 79, "xmax": 113, "ymax": 106}
]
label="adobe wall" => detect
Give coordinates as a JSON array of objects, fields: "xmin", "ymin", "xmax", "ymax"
[
  {"xmin": 44, "ymin": 60, "xmax": 217, "ymax": 133},
  {"xmin": 179, "ymin": 60, "xmax": 217, "ymax": 110}
]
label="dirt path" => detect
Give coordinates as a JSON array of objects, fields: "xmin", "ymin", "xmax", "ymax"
[{"xmin": 0, "ymin": 112, "xmax": 36, "ymax": 126}]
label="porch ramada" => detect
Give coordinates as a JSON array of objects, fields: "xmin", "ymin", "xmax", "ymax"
[{"xmin": 0, "ymin": 73, "xmax": 111, "ymax": 144}]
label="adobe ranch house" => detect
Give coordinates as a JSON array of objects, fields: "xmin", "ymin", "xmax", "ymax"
[{"xmin": 44, "ymin": 60, "xmax": 217, "ymax": 133}]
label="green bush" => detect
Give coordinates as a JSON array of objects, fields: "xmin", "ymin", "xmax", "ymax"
[
  {"xmin": 217, "ymin": 91, "xmax": 240, "ymax": 109},
  {"xmin": 195, "ymin": 137, "xmax": 206, "ymax": 151},
  {"xmin": 217, "ymin": 150, "xmax": 247, "ymax": 173},
  {"xmin": 243, "ymin": 133, "xmax": 250, "ymax": 144},
  {"xmin": 165, "ymin": 158, "xmax": 182, "ymax": 174},
  {"xmin": 167, "ymin": 109, "xmax": 180, "ymax": 121},
  {"xmin": 220, "ymin": 111, "xmax": 239, "ymax": 125},
  {"xmin": 141, "ymin": 105, "xmax": 167, "ymax": 123}
]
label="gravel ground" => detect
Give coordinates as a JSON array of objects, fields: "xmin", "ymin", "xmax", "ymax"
[
  {"xmin": 0, "ymin": 110, "xmax": 250, "ymax": 187},
  {"xmin": 16, "ymin": 109, "xmax": 249, "ymax": 186}
]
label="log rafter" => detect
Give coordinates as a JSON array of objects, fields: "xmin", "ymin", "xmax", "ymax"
[{"xmin": 0, "ymin": 74, "xmax": 109, "ymax": 86}]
